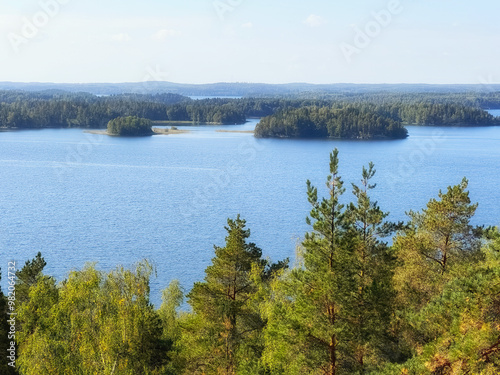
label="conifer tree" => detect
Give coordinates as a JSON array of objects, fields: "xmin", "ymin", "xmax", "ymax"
[
  {"xmin": 393, "ymin": 178, "xmax": 481, "ymax": 310},
  {"xmin": 345, "ymin": 163, "xmax": 397, "ymax": 372},
  {"xmin": 264, "ymin": 151, "xmax": 400, "ymax": 374},
  {"xmin": 184, "ymin": 215, "xmax": 281, "ymax": 375},
  {"xmin": 15, "ymin": 252, "xmax": 46, "ymax": 307},
  {"xmin": 264, "ymin": 149, "xmax": 355, "ymax": 375},
  {"xmin": 392, "ymin": 178, "xmax": 482, "ymax": 358},
  {"xmin": 383, "ymin": 228, "xmax": 500, "ymax": 374}
]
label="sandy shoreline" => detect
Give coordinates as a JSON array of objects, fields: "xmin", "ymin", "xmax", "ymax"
[{"xmin": 84, "ymin": 128, "xmax": 191, "ymax": 136}]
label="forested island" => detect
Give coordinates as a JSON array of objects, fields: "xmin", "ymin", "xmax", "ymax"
[
  {"xmin": 254, "ymin": 105, "xmax": 408, "ymax": 139},
  {"xmin": 1, "ymin": 150, "xmax": 499, "ymax": 375},
  {"xmin": 107, "ymin": 116, "xmax": 154, "ymax": 136},
  {"xmin": 0, "ymin": 90, "xmax": 499, "ymax": 139}
]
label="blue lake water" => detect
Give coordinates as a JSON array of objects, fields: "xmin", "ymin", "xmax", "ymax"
[
  {"xmin": 1, "ymin": 118, "xmax": 499, "ymax": 305},
  {"xmin": 489, "ymin": 109, "xmax": 500, "ymax": 117}
]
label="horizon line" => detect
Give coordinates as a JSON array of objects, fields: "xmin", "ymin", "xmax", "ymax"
[{"xmin": 1, "ymin": 81, "xmax": 499, "ymax": 87}]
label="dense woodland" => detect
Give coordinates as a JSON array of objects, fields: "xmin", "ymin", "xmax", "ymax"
[
  {"xmin": 107, "ymin": 116, "xmax": 154, "ymax": 136},
  {"xmin": 0, "ymin": 91, "xmax": 499, "ymax": 136},
  {"xmin": 0, "ymin": 91, "xmax": 246, "ymax": 128},
  {"xmin": 254, "ymin": 105, "xmax": 408, "ymax": 139},
  {"xmin": 2, "ymin": 150, "xmax": 499, "ymax": 374},
  {"xmin": 254, "ymin": 102, "xmax": 498, "ymax": 138}
]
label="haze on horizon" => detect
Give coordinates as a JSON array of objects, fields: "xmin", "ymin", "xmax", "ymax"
[{"xmin": 0, "ymin": 0, "xmax": 499, "ymax": 86}]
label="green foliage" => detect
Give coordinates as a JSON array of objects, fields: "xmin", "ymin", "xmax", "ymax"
[
  {"xmin": 393, "ymin": 178, "xmax": 481, "ymax": 312},
  {"xmin": 15, "ymin": 252, "xmax": 46, "ymax": 306},
  {"xmin": 389, "ymin": 178, "xmax": 487, "ymax": 373},
  {"xmin": 0, "ymin": 91, "xmax": 188, "ymax": 128},
  {"xmin": 158, "ymin": 280, "xmax": 185, "ymax": 374},
  {"xmin": 255, "ymin": 105, "xmax": 408, "ymax": 139},
  {"xmin": 17, "ymin": 262, "xmax": 171, "ymax": 375},
  {"xmin": 264, "ymin": 149, "xmax": 396, "ymax": 374},
  {"xmin": 5, "ymin": 149, "xmax": 500, "ymax": 375},
  {"xmin": 344, "ymin": 163, "xmax": 398, "ymax": 370},
  {"xmin": 1, "ymin": 90, "xmax": 498, "ymax": 130},
  {"xmin": 107, "ymin": 116, "xmax": 153, "ymax": 136},
  {"xmin": 383, "ymin": 228, "xmax": 500, "ymax": 374},
  {"xmin": 183, "ymin": 215, "xmax": 286, "ymax": 375}
]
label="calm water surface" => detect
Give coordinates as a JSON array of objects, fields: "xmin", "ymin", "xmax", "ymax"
[{"xmin": 1, "ymin": 118, "xmax": 499, "ymax": 305}]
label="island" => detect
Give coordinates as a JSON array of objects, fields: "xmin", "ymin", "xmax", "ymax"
[
  {"xmin": 1, "ymin": 90, "xmax": 499, "ymax": 137},
  {"xmin": 107, "ymin": 116, "xmax": 154, "ymax": 136},
  {"xmin": 254, "ymin": 106, "xmax": 409, "ymax": 139}
]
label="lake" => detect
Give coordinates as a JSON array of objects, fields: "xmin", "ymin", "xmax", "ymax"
[{"xmin": 1, "ymin": 118, "xmax": 499, "ymax": 305}]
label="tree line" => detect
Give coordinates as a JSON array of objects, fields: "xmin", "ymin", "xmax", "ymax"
[
  {"xmin": 0, "ymin": 90, "xmax": 498, "ymax": 131},
  {"xmin": 1, "ymin": 149, "xmax": 499, "ymax": 374},
  {"xmin": 2, "ymin": 82, "xmax": 500, "ymax": 98},
  {"xmin": 254, "ymin": 105, "xmax": 409, "ymax": 139},
  {"xmin": 0, "ymin": 92, "xmax": 247, "ymax": 128}
]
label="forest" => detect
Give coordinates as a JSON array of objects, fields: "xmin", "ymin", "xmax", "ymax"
[
  {"xmin": 1, "ymin": 149, "xmax": 499, "ymax": 375},
  {"xmin": 253, "ymin": 102, "xmax": 499, "ymax": 139},
  {"xmin": 253, "ymin": 105, "xmax": 408, "ymax": 139},
  {"xmin": 107, "ymin": 116, "xmax": 154, "ymax": 136},
  {"xmin": 0, "ymin": 90, "xmax": 498, "ymax": 134}
]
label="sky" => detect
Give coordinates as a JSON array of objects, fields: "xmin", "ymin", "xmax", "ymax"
[{"xmin": 0, "ymin": 0, "xmax": 499, "ymax": 84}]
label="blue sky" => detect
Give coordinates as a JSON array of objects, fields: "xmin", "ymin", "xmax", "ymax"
[{"xmin": 0, "ymin": 0, "xmax": 499, "ymax": 84}]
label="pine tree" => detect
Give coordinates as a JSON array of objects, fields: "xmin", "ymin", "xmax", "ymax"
[
  {"xmin": 393, "ymin": 178, "xmax": 481, "ymax": 310},
  {"xmin": 384, "ymin": 228, "xmax": 500, "ymax": 374},
  {"xmin": 264, "ymin": 149, "xmax": 355, "ymax": 375},
  {"xmin": 392, "ymin": 178, "xmax": 482, "ymax": 357},
  {"xmin": 345, "ymin": 162, "xmax": 397, "ymax": 372},
  {"xmin": 15, "ymin": 252, "xmax": 46, "ymax": 307},
  {"xmin": 184, "ymin": 215, "xmax": 281, "ymax": 375},
  {"xmin": 264, "ymin": 151, "xmax": 402, "ymax": 374}
]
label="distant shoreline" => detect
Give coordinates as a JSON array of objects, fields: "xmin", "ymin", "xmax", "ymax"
[
  {"xmin": 84, "ymin": 128, "xmax": 190, "ymax": 136},
  {"xmin": 152, "ymin": 120, "xmax": 245, "ymax": 126}
]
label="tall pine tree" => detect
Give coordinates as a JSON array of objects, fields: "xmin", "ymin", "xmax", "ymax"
[
  {"xmin": 345, "ymin": 162, "xmax": 397, "ymax": 372},
  {"xmin": 264, "ymin": 150, "xmax": 398, "ymax": 374},
  {"xmin": 184, "ymin": 215, "xmax": 281, "ymax": 375},
  {"xmin": 264, "ymin": 149, "xmax": 355, "ymax": 375}
]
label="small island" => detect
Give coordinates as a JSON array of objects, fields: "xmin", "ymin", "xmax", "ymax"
[{"xmin": 107, "ymin": 116, "xmax": 154, "ymax": 136}]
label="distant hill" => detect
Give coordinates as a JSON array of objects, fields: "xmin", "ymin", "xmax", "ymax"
[{"xmin": 1, "ymin": 81, "xmax": 500, "ymax": 97}]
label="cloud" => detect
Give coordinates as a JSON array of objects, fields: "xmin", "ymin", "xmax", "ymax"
[
  {"xmin": 110, "ymin": 33, "xmax": 131, "ymax": 42},
  {"xmin": 151, "ymin": 29, "xmax": 181, "ymax": 41},
  {"xmin": 241, "ymin": 22, "xmax": 253, "ymax": 29},
  {"xmin": 303, "ymin": 14, "xmax": 326, "ymax": 28}
]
